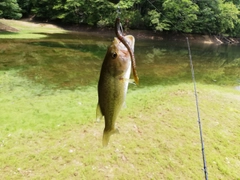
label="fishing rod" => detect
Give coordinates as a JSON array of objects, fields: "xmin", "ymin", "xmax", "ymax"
[
  {"xmin": 186, "ymin": 37, "xmax": 208, "ymax": 180},
  {"xmin": 113, "ymin": 0, "xmax": 209, "ymax": 178},
  {"xmin": 145, "ymin": 0, "xmax": 209, "ymax": 178}
]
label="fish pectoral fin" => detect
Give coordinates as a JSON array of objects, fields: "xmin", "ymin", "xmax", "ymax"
[
  {"xmin": 119, "ymin": 78, "xmax": 135, "ymax": 84},
  {"xmin": 128, "ymin": 78, "xmax": 136, "ymax": 84},
  {"xmin": 102, "ymin": 128, "xmax": 119, "ymax": 147},
  {"xmin": 96, "ymin": 103, "xmax": 103, "ymax": 122}
]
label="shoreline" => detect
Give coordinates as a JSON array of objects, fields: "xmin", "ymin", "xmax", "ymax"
[
  {"xmin": 60, "ymin": 22, "xmax": 240, "ymax": 44},
  {"xmin": 1, "ymin": 18, "xmax": 240, "ymax": 44}
]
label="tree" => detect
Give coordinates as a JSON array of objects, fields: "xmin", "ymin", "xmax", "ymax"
[
  {"xmin": 193, "ymin": 0, "xmax": 220, "ymax": 34},
  {"xmin": 0, "ymin": 0, "xmax": 22, "ymax": 19},
  {"xmin": 30, "ymin": 0, "xmax": 57, "ymax": 21},
  {"xmin": 146, "ymin": 10, "xmax": 170, "ymax": 31},
  {"xmin": 1, "ymin": 0, "xmax": 240, "ymax": 36},
  {"xmin": 162, "ymin": 0, "xmax": 199, "ymax": 33},
  {"xmin": 218, "ymin": 1, "xmax": 239, "ymax": 34},
  {"xmin": 17, "ymin": 0, "xmax": 33, "ymax": 17}
]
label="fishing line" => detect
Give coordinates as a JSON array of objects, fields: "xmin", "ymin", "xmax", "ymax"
[
  {"xmin": 186, "ymin": 37, "xmax": 208, "ymax": 180},
  {"xmin": 145, "ymin": 0, "xmax": 177, "ymax": 29},
  {"xmin": 146, "ymin": 0, "xmax": 160, "ymax": 13},
  {"xmin": 116, "ymin": 5, "xmax": 121, "ymax": 17},
  {"xmin": 144, "ymin": 1, "xmax": 209, "ymax": 178},
  {"xmin": 116, "ymin": 6, "xmax": 124, "ymax": 33}
]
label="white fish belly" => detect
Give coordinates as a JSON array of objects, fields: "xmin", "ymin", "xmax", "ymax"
[{"xmin": 122, "ymin": 61, "xmax": 131, "ymax": 97}]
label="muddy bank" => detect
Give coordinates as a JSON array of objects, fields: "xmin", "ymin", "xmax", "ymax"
[{"xmin": 0, "ymin": 22, "xmax": 18, "ymax": 32}]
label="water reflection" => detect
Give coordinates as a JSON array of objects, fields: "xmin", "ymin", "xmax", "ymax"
[
  {"xmin": 0, "ymin": 33, "xmax": 239, "ymax": 89},
  {"xmin": 136, "ymin": 40, "xmax": 240, "ymax": 86}
]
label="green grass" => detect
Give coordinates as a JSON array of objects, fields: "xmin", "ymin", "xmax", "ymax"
[
  {"xmin": 1, "ymin": 19, "xmax": 240, "ymax": 179},
  {"xmin": 0, "ymin": 19, "xmax": 67, "ymax": 39},
  {"xmin": 1, "ymin": 70, "xmax": 240, "ymax": 179}
]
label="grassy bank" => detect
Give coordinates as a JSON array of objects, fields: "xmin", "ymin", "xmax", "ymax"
[
  {"xmin": 0, "ymin": 70, "xmax": 240, "ymax": 179},
  {"xmin": 1, "ymin": 19, "xmax": 240, "ymax": 179},
  {"xmin": 0, "ymin": 19, "xmax": 67, "ymax": 39}
]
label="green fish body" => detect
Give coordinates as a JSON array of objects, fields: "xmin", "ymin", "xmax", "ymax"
[{"xmin": 97, "ymin": 35, "xmax": 135, "ymax": 147}]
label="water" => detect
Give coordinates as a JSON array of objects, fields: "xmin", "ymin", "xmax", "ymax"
[{"xmin": 0, "ymin": 32, "xmax": 239, "ymax": 89}]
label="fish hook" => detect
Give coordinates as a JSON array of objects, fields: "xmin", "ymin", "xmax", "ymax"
[{"xmin": 119, "ymin": 22, "xmax": 124, "ymax": 36}]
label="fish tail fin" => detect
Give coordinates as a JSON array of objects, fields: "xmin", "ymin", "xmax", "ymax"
[
  {"xmin": 102, "ymin": 128, "xmax": 119, "ymax": 147},
  {"xmin": 96, "ymin": 103, "xmax": 103, "ymax": 122}
]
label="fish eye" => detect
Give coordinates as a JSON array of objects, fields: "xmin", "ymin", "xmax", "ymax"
[{"xmin": 112, "ymin": 52, "xmax": 117, "ymax": 59}]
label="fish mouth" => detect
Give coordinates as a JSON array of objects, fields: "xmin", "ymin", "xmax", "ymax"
[{"xmin": 113, "ymin": 38, "xmax": 131, "ymax": 55}]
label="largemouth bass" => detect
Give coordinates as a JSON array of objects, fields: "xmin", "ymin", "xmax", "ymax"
[{"xmin": 96, "ymin": 19, "xmax": 138, "ymax": 147}]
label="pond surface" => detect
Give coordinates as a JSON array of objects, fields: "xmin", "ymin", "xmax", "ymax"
[{"xmin": 0, "ymin": 32, "xmax": 240, "ymax": 89}]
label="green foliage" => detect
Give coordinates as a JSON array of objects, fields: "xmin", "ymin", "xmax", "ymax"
[
  {"xmin": 163, "ymin": 0, "xmax": 199, "ymax": 32},
  {"xmin": 2, "ymin": 0, "xmax": 240, "ymax": 35},
  {"xmin": 0, "ymin": 0, "xmax": 22, "ymax": 19},
  {"xmin": 17, "ymin": 0, "xmax": 32, "ymax": 16},
  {"xmin": 147, "ymin": 10, "xmax": 170, "ymax": 31},
  {"xmin": 218, "ymin": 1, "xmax": 240, "ymax": 34},
  {"xmin": 193, "ymin": 0, "xmax": 219, "ymax": 34},
  {"xmin": 82, "ymin": 0, "xmax": 114, "ymax": 25},
  {"xmin": 31, "ymin": 0, "xmax": 57, "ymax": 20}
]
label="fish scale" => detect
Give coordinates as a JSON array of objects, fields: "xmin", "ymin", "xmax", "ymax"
[{"xmin": 96, "ymin": 36, "xmax": 134, "ymax": 147}]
